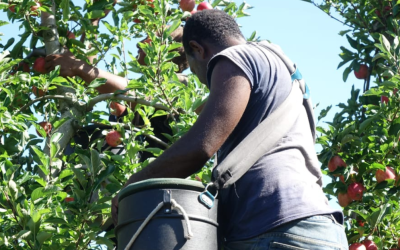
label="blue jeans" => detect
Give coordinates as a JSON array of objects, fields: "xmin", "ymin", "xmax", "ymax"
[{"xmin": 223, "ymin": 215, "xmax": 348, "ymax": 250}]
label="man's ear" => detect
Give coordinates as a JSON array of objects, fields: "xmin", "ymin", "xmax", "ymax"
[{"xmin": 188, "ymin": 40, "xmax": 205, "ymax": 59}]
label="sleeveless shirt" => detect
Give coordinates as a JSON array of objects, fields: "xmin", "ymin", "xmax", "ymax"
[{"xmin": 206, "ymin": 41, "xmax": 342, "ymax": 241}]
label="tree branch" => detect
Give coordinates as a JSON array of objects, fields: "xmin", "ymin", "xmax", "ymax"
[
  {"xmin": 87, "ymin": 93, "xmax": 170, "ymax": 112},
  {"xmin": 15, "ymin": 95, "xmax": 74, "ymax": 115}
]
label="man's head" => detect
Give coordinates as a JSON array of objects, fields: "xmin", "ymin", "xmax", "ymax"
[
  {"xmin": 182, "ymin": 10, "xmax": 245, "ymax": 83},
  {"xmin": 183, "ymin": 9, "xmax": 245, "ymax": 56},
  {"xmin": 137, "ymin": 26, "xmax": 189, "ymax": 73}
]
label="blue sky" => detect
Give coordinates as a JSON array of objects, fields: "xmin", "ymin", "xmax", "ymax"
[{"xmin": 0, "ymin": 0, "xmax": 353, "ymax": 209}]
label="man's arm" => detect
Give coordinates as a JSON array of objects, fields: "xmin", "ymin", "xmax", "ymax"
[
  {"xmin": 44, "ymin": 51, "xmax": 128, "ymax": 94},
  {"xmin": 124, "ymin": 57, "xmax": 251, "ymax": 184},
  {"xmin": 112, "ymin": 57, "xmax": 251, "ymax": 224}
]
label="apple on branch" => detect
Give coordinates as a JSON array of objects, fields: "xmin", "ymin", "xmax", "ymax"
[
  {"xmin": 354, "ymin": 64, "xmax": 369, "ymax": 80},
  {"xmin": 110, "ymin": 102, "xmax": 127, "ymax": 117},
  {"xmin": 32, "ymin": 86, "xmax": 46, "ymax": 97},
  {"xmin": 375, "ymin": 166, "xmax": 396, "ymax": 183},
  {"xmin": 180, "ymin": 0, "xmax": 195, "ymax": 12},
  {"xmin": 106, "ymin": 130, "xmax": 123, "ymax": 147},
  {"xmin": 337, "ymin": 192, "xmax": 352, "ymax": 207},
  {"xmin": 328, "ymin": 155, "xmax": 347, "ymax": 172},
  {"xmin": 36, "ymin": 121, "xmax": 52, "ymax": 137},
  {"xmin": 381, "ymin": 96, "xmax": 389, "ymax": 104},
  {"xmin": 349, "ymin": 243, "xmax": 366, "ymax": 250},
  {"xmin": 33, "ymin": 57, "xmax": 47, "ymax": 74},
  {"xmin": 197, "ymin": 1, "xmax": 213, "ymax": 11},
  {"xmin": 30, "ymin": 1, "xmax": 41, "ymax": 16},
  {"xmin": 348, "ymin": 182, "xmax": 365, "ymax": 201},
  {"xmin": 363, "ymin": 240, "xmax": 377, "ymax": 250}
]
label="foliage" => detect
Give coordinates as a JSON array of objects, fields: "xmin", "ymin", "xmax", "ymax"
[
  {"xmin": 0, "ymin": 0, "xmax": 252, "ymax": 249},
  {"xmin": 309, "ymin": 0, "xmax": 400, "ymax": 248}
]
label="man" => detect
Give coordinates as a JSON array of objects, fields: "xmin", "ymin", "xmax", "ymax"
[{"xmin": 112, "ymin": 9, "xmax": 348, "ymax": 250}]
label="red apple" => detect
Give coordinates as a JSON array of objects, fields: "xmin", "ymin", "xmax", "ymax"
[
  {"xmin": 363, "ymin": 240, "xmax": 377, "ymax": 250},
  {"xmin": 354, "ymin": 64, "xmax": 369, "ymax": 79},
  {"xmin": 67, "ymin": 31, "xmax": 76, "ymax": 39},
  {"xmin": 20, "ymin": 62, "xmax": 30, "ymax": 72},
  {"xmin": 32, "ymin": 86, "xmax": 46, "ymax": 97},
  {"xmin": 13, "ymin": 62, "xmax": 30, "ymax": 73},
  {"xmin": 197, "ymin": 1, "xmax": 213, "ymax": 11},
  {"xmin": 376, "ymin": 166, "xmax": 396, "ymax": 183},
  {"xmin": 110, "ymin": 102, "xmax": 127, "ymax": 117},
  {"xmin": 348, "ymin": 182, "xmax": 365, "ymax": 201},
  {"xmin": 65, "ymin": 197, "xmax": 74, "ymax": 203},
  {"xmin": 36, "ymin": 121, "xmax": 52, "ymax": 137},
  {"xmin": 328, "ymin": 155, "xmax": 347, "ymax": 172},
  {"xmin": 9, "ymin": 4, "xmax": 16, "ymax": 13},
  {"xmin": 338, "ymin": 192, "xmax": 352, "ymax": 207},
  {"xmin": 30, "ymin": 2, "xmax": 41, "ymax": 16},
  {"xmin": 381, "ymin": 96, "xmax": 389, "ymax": 104},
  {"xmin": 349, "ymin": 243, "xmax": 366, "ymax": 250},
  {"xmin": 133, "ymin": 0, "xmax": 155, "ymax": 10},
  {"xmin": 339, "ymin": 175, "xmax": 345, "ymax": 183},
  {"xmin": 106, "ymin": 130, "xmax": 122, "ymax": 147},
  {"xmin": 180, "ymin": 0, "xmax": 195, "ymax": 12},
  {"xmin": 33, "ymin": 57, "xmax": 46, "ymax": 74}
]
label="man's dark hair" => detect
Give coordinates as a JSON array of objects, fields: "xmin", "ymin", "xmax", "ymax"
[{"xmin": 183, "ymin": 9, "xmax": 245, "ymax": 55}]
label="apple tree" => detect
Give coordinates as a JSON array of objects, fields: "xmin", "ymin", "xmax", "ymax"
[
  {"xmin": 0, "ymin": 0, "xmax": 252, "ymax": 249},
  {"xmin": 305, "ymin": 0, "xmax": 400, "ymax": 249}
]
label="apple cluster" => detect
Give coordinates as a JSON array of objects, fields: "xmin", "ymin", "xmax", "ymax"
[
  {"xmin": 349, "ymin": 238, "xmax": 400, "ymax": 250},
  {"xmin": 179, "ymin": 0, "xmax": 213, "ymax": 15}
]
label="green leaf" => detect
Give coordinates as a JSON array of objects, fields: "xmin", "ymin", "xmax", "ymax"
[
  {"xmin": 59, "ymin": 169, "xmax": 74, "ymax": 180},
  {"xmin": 380, "ymin": 34, "xmax": 392, "ymax": 55},
  {"xmin": 31, "ymin": 210, "xmax": 41, "ymax": 223},
  {"xmin": 68, "ymin": 38, "xmax": 85, "ymax": 48},
  {"xmin": 346, "ymin": 35, "xmax": 358, "ymax": 49},
  {"xmin": 8, "ymin": 180, "xmax": 18, "ymax": 199},
  {"xmin": 88, "ymin": 78, "xmax": 107, "ymax": 88},
  {"xmin": 3, "ymin": 37, "xmax": 14, "ymax": 51},
  {"xmin": 368, "ymin": 204, "xmax": 390, "ymax": 230},
  {"xmin": 31, "ymin": 187, "xmax": 44, "ymax": 201},
  {"xmin": 60, "ymin": 0, "xmax": 70, "ymax": 23},
  {"xmin": 53, "ymin": 119, "xmax": 69, "ymax": 131},
  {"xmin": 359, "ymin": 117, "xmax": 375, "ymax": 133},
  {"xmin": 37, "ymin": 231, "xmax": 52, "ymax": 245},
  {"xmin": 343, "ymin": 66, "xmax": 352, "ymax": 82},
  {"xmin": 364, "ymin": 88, "xmax": 382, "ymax": 96},
  {"xmin": 17, "ymin": 230, "xmax": 31, "ymax": 240},
  {"xmin": 44, "ymin": 217, "xmax": 67, "ymax": 224},
  {"xmin": 91, "ymin": 149, "xmax": 102, "ymax": 175},
  {"xmin": 212, "ymin": 0, "xmax": 225, "ymax": 7},
  {"xmin": 31, "ymin": 146, "xmax": 50, "ymax": 170},
  {"xmin": 164, "ymin": 20, "xmax": 181, "ymax": 38}
]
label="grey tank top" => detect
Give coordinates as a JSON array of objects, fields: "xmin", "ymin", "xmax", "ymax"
[{"xmin": 206, "ymin": 42, "xmax": 343, "ymax": 242}]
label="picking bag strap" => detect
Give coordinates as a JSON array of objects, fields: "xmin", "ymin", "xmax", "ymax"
[
  {"xmin": 211, "ymin": 80, "xmax": 304, "ymax": 189},
  {"xmin": 210, "ymin": 41, "xmax": 316, "ymax": 190},
  {"xmin": 255, "ymin": 42, "xmax": 316, "ymax": 141}
]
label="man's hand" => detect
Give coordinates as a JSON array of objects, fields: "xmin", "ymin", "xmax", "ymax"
[
  {"xmin": 111, "ymin": 194, "xmax": 119, "ymax": 226},
  {"xmin": 45, "ymin": 50, "xmax": 87, "ymax": 78}
]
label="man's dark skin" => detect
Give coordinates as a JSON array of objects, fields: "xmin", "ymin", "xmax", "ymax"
[{"xmin": 111, "ymin": 36, "xmax": 252, "ymax": 224}]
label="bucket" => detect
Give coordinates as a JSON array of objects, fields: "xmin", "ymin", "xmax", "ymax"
[{"xmin": 116, "ymin": 178, "xmax": 219, "ymax": 250}]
